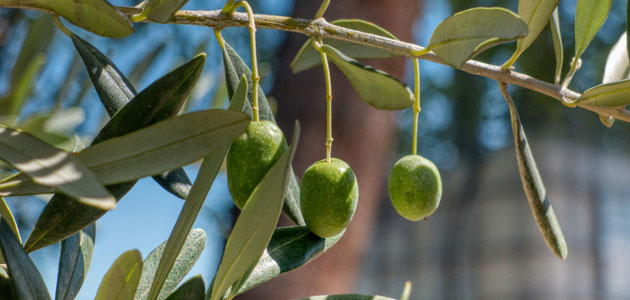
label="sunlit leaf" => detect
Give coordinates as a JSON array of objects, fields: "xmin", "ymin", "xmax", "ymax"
[
  {"xmin": 210, "ymin": 123, "xmax": 300, "ymax": 300},
  {"xmin": 603, "ymin": 32, "xmax": 629, "ymax": 84},
  {"xmin": 0, "ymin": 126, "xmax": 115, "ymax": 210},
  {"xmin": 95, "ymin": 250, "xmax": 143, "ymax": 300},
  {"xmin": 575, "ymin": 80, "xmax": 630, "ymax": 107},
  {"xmin": 504, "ymin": 0, "xmax": 559, "ymax": 66},
  {"xmin": 0, "ymin": 219, "xmax": 51, "ymax": 300},
  {"xmin": 505, "ymin": 92, "xmax": 567, "ymax": 259},
  {"xmin": 135, "ymin": 229, "xmax": 206, "ymax": 300},
  {"xmin": 291, "ymin": 19, "xmax": 398, "ymax": 73},
  {"xmin": 222, "ymin": 40, "xmax": 304, "ymax": 225},
  {"xmin": 55, "ymin": 224, "xmax": 95, "ymax": 300},
  {"xmin": 321, "ymin": 44, "xmax": 413, "ymax": 110},
  {"xmin": 147, "ymin": 77, "xmax": 248, "ymax": 300},
  {"xmin": 141, "ymin": 0, "xmax": 189, "ymax": 23},
  {"xmin": 574, "ymin": 0, "xmax": 612, "ymax": 59},
  {"xmin": 550, "ymin": 8, "xmax": 563, "ymax": 85},
  {"xmin": 427, "ymin": 7, "xmax": 528, "ymax": 68},
  {"xmin": 0, "ymin": 0, "xmax": 134, "ymax": 38}
]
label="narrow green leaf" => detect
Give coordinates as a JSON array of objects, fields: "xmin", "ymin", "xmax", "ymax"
[
  {"xmin": 135, "ymin": 229, "xmax": 206, "ymax": 300},
  {"xmin": 147, "ymin": 77, "xmax": 248, "ymax": 300},
  {"xmin": 0, "ymin": 172, "xmax": 55, "ymax": 196},
  {"xmin": 427, "ymin": 7, "xmax": 528, "ymax": 68},
  {"xmin": 141, "ymin": 0, "xmax": 189, "ymax": 23},
  {"xmin": 505, "ymin": 0, "xmax": 560, "ymax": 66},
  {"xmin": 210, "ymin": 123, "xmax": 300, "ymax": 300},
  {"xmin": 0, "ymin": 0, "xmax": 134, "ymax": 38},
  {"xmin": 232, "ymin": 226, "xmax": 344, "ymax": 297},
  {"xmin": 295, "ymin": 295, "xmax": 395, "ymax": 300},
  {"xmin": 550, "ymin": 8, "xmax": 564, "ymax": 85},
  {"xmin": 2, "ymin": 54, "xmax": 46, "ymax": 117},
  {"xmin": 0, "ymin": 126, "xmax": 115, "ymax": 210},
  {"xmin": 603, "ymin": 32, "xmax": 629, "ymax": 84},
  {"xmin": 0, "ymin": 196, "xmax": 20, "ymax": 264},
  {"xmin": 222, "ymin": 40, "xmax": 304, "ymax": 225},
  {"xmin": 0, "ymin": 265, "xmax": 15, "ymax": 299},
  {"xmin": 0, "ymin": 219, "xmax": 51, "ymax": 300},
  {"xmin": 24, "ymin": 54, "xmax": 210, "ymax": 252},
  {"xmin": 574, "ymin": 0, "xmax": 612, "ymax": 59},
  {"xmin": 321, "ymin": 44, "xmax": 413, "ymax": 110},
  {"xmin": 506, "ymin": 97, "xmax": 567, "ymax": 259},
  {"xmin": 165, "ymin": 275, "xmax": 205, "ymax": 300},
  {"xmin": 575, "ymin": 80, "xmax": 630, "ymax": 107},
  {"xmin": 77, "ymin": 110, "xmax": 248, "ymax": 185},
  {"xmin": 95, "ymin": 250, "xmax": 143, "ymax": 300},
  {"xmin": 55, "ymin": 224, "xmax": 95, "ymax": 300},
  {"xmin": 71, "ymin": 34, "xmax": 193, "ymax": 200},
  {"xmin": 291, "ymin": 19, "xmax": 398, "ymax": 73}
]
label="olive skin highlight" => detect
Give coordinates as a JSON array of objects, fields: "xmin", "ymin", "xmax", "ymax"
[
  {"xmin": 226, "ymin": 120, "xmax": 287, "ymax": 209},
  {"xmin": 300, "ymin": 158, "xmax": 358, "ymax": 238},
  {"xmin": 388, "ymin": 154, "xmax": 442, "ymax": 221}
]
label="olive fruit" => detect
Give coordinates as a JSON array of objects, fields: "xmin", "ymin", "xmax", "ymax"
[
  {"xmin": 388, "ymin": 154, "xmax": 442, "ymax": 221},
  {"xmin": 226, "ymin": 120, "xmax": 287, "ymax": 209},
  {"xmin": 300, "ymin": 158, "xmax": 358, "ymax": 238}
]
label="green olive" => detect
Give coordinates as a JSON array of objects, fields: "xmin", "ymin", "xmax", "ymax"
[
  {"xmin": 226, "ymin": 120, "xmax": 287, "ymax": 209},
  {"xmin": 300, "ymin": 158, "xmax": 358, "ymax": 238},
  {"xmin": 388, "ymin": 154, "xmax": 442, "ymax": 221}
]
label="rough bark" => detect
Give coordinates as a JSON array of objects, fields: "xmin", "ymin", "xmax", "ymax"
[{"xmin": 238, "ymin": 1, "xmax": 422, "ymax": 299}]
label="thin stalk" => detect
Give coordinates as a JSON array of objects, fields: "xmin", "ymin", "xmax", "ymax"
[
  {"xmin": 412, "ymin": 58, "xmax": 421, "ymax": 156},
  {"xmin": 313, "ymin": 39, "xmax": 333, "ymax": 163},
  {"xmin": 314, "ymin": 0, "xmax": 330, "ymax": 19},
  {"xmin": 53, "ymin": 16, "xmax": 72, "ymax": 37}
]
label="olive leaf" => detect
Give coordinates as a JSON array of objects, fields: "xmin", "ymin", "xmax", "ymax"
[
  {"xmin": 321, "ymin": 44, "xmax": 413, "ymax": 110},
  {"xmin": 95, "ymin": 250, "xmax": 143, "ymax": 300},
  {"xmin": 72, "ymin": 33, "xmax": 193, "ymax": 200},
  {"xmin": 295, "ymin": 295, "xmax": 395, "ymax": 300},
  {"xmin": 0, "ymin": 197, "xmax": 20, "ymax": 264},
  {"xmin": 550, "ymin": 8, "xmax": 563, "ymax": 85},
  {"xmin": 210, "ymin": 123, "xmax": 300, "ymax": 300},
  {"xmin": 574, "ymin": 0, "xmax": 612, "ymax": 60},
  {"xmin": 55, "ymin": 224, "xmax": 95, "ymax": 300},
  {"xmin": 0, "ymin": 172, "xmax": 57, "ymax": 197},
  {"xmin": 603, "ymin": 32, "xmax": 629, "ymax": 84},
  {"xmin": 574, "ymin": 80, "xmax": 630, "ymax": 107},
  {"xmin": 25, "ymin": 54, "xmax": 211, "ymax": 253},
  {"xmin": 291, "ymin": 19, "xmax": 398, "ymax": 73},
  {"xmin": 135, "ymin": 229, "xmax": 206, "ymax": 300},
  {"xmin": 0, "ymin": 126, "xmax": 115, "ymax": 210},
  {"xmin": 0, "ymin": 265, "xmax": 14, "ymax": 299},
  {"xmin": 165, "ymin": 275, "xmax": 205, "ymax": 300},
  {"xmin": 504, "ymin": 88, "xmax": 567, "ymax": 259},
  {"xmin": 0, "ymin": 219, "xmax": 51, "ymax": 300},
  {"xmin": 231, "ymin": 226, "xmax": 344, "ymax": 297},
  {"xmin": 147, "ymin": 77, "xmax": 248, "ymax": 300},
  {"xmin": 427, "ymin": 7, "xmax": 528, "ymax": 68},
  {"xmin": 504, "ymin": 0, "xmax": 560, "ymax": 66},
  {"xmin": 221, "ymin": 40, "xmax": 304, "ymax": 226},
  {"xmin": 0, "ymin": 0, "xmax": 133, "ymax": 38},
  {"xmin": 140, "ymin": 0, "xmax": 189, "ymax": 23}
]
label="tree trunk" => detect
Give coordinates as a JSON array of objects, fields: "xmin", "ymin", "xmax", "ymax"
[{"xmin": 238, "ymin": 1, "xmax": 422, "ymax": 299}]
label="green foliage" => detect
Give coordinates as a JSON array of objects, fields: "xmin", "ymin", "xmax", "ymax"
[
  {"xmin": 56, "ymin": 224, "xmax": 95, "ymax": 300},
  {"xmin": 141, "ymin": 0, "xmax": 190, "ymax": 23},
  {"xmin": 574, "ymin": 0, "xmax": 612, "ymax": 60},
  {"xmin": 165, "ymin": 276, "xmax": 205, "ymax": 300},
  {"xmin": 95, "ymin": 250, "xmax": 143, "ymax": 300}
]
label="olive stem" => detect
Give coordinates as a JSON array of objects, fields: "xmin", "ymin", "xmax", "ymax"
[
  {"xmin": 53, "ymin": 16, "xmax": 72, "ymax": 37},
  {"xmin": 412, "ymin": 58, "xmax": 421, "ymax": 156},
  {"xmin": 314, "ymin": 0, "xmax": 330, "ymax": 19},
  {"xmin": 213, "ymin": 29, "xmax": 226, "ymax": 50},
  {"xmin": 225, "ymin": 1, "xmax": 261, "ymax": 122},
  {"xmin": 313, "ymin": 39, "xmax": 334, "ymax": 163}
]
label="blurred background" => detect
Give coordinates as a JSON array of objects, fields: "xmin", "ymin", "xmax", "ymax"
[{"xmin": 1, "ymin": 0, "xmax": 629, "ymax": 299}]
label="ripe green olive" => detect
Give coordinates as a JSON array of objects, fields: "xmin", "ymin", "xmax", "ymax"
[
  {"xmin": 388, "ymin": 154, "xmax": 442, "ymax": 221},
  {"xmin": 226, "ymin": 120, "xmax": 287, "ymax": 209},
  {"xmin": 300, "ymin": 158, "xmax": 358, "ymax": 238}
]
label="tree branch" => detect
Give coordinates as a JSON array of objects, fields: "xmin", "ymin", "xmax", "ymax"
[{"xmin": 21, "ymin": 4, "xmax": 630, "ymax": 122}]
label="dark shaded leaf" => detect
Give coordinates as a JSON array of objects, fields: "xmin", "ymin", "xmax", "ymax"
[
  {"xmin": 147, "ymin": 76, "xmax": 248, "ymax": 300},
  {"xmin": 165, "ymin": 275, "xmax": 205, "ymax": 300},
  {"xmin": 55, "ymin": 224, "xmax": 95, "ymax": 300},
  {"xmin": 0, "ymin": 0, "xmax": 134, "ymax": 38},
  {"xmin": 95, "ymin": 250, "xmax": 142, "ymax": 300},
  {"xmin": 291, "ymin": 19, "xmax": 398, "ymax": 73},
  {"xmin": 71, "ymin": 33, "xmax": 192, "ymax": 200},
  {"xmin": 0, "ymin": 196, "xmax": 20, "ymax": 264},
  {"xmin": 0, "ymin": 219, "xmax": 51, "ymax": 300},
  {"xmin": 135, "ymin": 229, "xmax": 206, "ymax": 300},
  {"xmin": 321, "ymin": 45, "xmax": 413, "ymax": 110},
  {"xmin": 210, "ymin": 124, "xmax": 299, "ymax": 300},
  {"xmin": 222, "ymin": 40, "xmax": 304, "ymax": 225}
]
